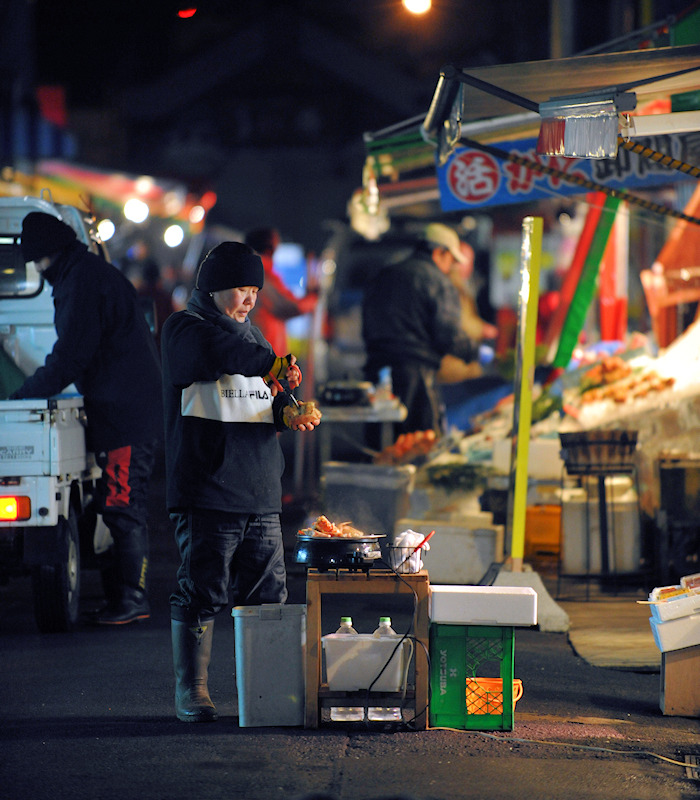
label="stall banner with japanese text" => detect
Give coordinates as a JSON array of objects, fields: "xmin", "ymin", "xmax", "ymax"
[{"xmin": 436, "ymin": 134, "xmax": 693, "ymax": 211}]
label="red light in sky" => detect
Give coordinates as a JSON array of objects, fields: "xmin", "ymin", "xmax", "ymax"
[{"xmin": 177, "ymin": 8, "xmax": 197, "ymax": 19}]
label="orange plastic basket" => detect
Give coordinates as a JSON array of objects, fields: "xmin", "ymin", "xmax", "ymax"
[{"xmin": 465, "ymin": 677, "xmax": 523, "ymax": 715}]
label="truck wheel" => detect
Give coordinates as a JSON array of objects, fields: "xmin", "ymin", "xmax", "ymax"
[{"xmin": 31, "ymin": 509, "xmax": 81, "ymax": 633}]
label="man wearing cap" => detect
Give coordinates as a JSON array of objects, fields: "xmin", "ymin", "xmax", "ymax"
[
  {"xmin": 362, "ymin": 223, "xmax": 480, "ymax": 435},
  {"xmin": 160, "ymin": 241, "xmax": 319, "ymax": 723},
  {"xmin": 11, "ymin": 211, "xmax": 163, "ymax": 625}
]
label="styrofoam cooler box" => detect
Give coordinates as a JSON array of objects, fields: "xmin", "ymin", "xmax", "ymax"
[
  {"xmin": 561, "ymin": 492, "xmax": 641, "ymax": 574},
  {"xmin": 651, "ymin": 593, "xmax": 700, "ymax": 623},
  {"xmin": 492, "ymin": 437, "xmax": 563, "ymax": 479},
  {"xmin": 232, "ymin": 604, "xmax": 305, "ymax": 727},
  {"xmin": 322, "ymin": 634, "xmax": 411, "ymax": 692},
  {"xmin": 649, "ymin": 613, "xmax": 700, "ymax": 652},
  {"xmin": 395, "ymin": 518, "xmax": 504, "ymax": 584},
  {"xmin": 430, "ymin": 585, "xmax": 538, "ymax": 627}
]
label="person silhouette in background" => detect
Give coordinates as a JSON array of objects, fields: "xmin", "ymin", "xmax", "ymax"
[
  {"xmin": 362, "ymin": 223, "xmax": 480, "ymax": 436},
  {"xmin": 437, "ymin": 240, "xmax": 498, "ymax": 385},
  {"xmin": 11, "ymin": 212, "xmax": 163, "ymax": 626},
  {"xmin": 136, "ymin": 260, "xmax": 176, "ymax": 352},
  {"xmin": 244, "ymin": 228, "xmax": 318, "ymax": 355}
]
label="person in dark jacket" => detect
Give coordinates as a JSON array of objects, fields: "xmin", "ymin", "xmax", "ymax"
[
  {"xmin": 362, "ymin": 223, "xmax": 479, "ymax": 436},
  {"xmin": 11, "ymin": 211, "xmax": 163, "ymax": 625},
  {"xmin": 161, "ymin": 241, "xmax": 319, "ymax": 723},
  {"xmin": 244, "ymin": 227, "xmax": 318, "ymax": 355}
]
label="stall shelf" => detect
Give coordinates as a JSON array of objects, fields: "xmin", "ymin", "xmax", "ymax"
[
  {"xmin": 316, "ymin": 402, "xmax": 407, "ymax": 464},
  {"xmin": 557, "ymin": 430, "xmax": 648, "ymax": 598},
  {"xmin": 304, "ymin": 568, "xmax": 430, "ymax": 729}
]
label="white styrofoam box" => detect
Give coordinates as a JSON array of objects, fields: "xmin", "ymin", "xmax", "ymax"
[
  {"xmin": 492, "ymin": 437, "xmax": 564, "ymax": 479},
  {"xmin": 649, "ymin": 613, "xmax": 700, "ymax": 652},
  {"xmin": 407, "ymin": 485, "xmax": 487, "ymax": 521},
  {"xmin": 322, "ymin": 634, "xmax": 411, "ymax": 692},
  {"xmin": 232, "ymin": 604, "xmax": 305, "ymax": 727},
  {"xmin": 395, "ymin": 518, "xmax": 503, "ymax": 585},
  {"xmin": 650, "ymin": 592, "xmax": 700, "ymax": 623},
  {"xmin": 430, "ymin": 584, "xmax": 538, "ymax": 627},
  {"xmin": 561, "ymin": 497, "xmax": 641, "ymax": 574}
]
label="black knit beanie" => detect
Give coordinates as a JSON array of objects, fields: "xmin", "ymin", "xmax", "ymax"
[
  {"xmin": 195, "ymin": 242, "xmax": 264, "ymax": 292},
  {"xmin": 21, "ymin": 212, "xmax": 77, "ymax": 262}
]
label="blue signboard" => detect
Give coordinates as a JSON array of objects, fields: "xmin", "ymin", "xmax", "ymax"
[{"xmin": 436, "ymin": 135, "xmax": 692, "ymax": 211}]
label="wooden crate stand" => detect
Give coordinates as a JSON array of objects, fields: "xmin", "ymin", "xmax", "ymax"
[{"xmin": 304, "ymin": 568, "xmax": 430, "ymax": 729}]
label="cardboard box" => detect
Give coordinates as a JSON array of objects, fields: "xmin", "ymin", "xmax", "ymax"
[
  {"xmin": 649, "ymin": 613, "xmax": 700, "ymax": 652},
  {"xmin": 429, "ymin": 585, "xmax": 538, "ymax": 627},
  {"xmin": 661, "ymin": 643, "xmax": 700, "ymax": 716}
]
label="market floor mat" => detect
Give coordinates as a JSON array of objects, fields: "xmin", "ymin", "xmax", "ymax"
[{"xmin": 559, "ymin": 597, "xmax": 660, "ymax": 671}]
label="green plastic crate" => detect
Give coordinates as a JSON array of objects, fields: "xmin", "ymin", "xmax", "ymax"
[{"xmin": 429, "ymin": 623, "xmax": 516, "ymax": 730}]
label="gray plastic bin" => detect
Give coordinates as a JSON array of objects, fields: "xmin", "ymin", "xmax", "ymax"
[{"xmin": 232, "ymin": 604, "xmax": 306, "ymax": 727}]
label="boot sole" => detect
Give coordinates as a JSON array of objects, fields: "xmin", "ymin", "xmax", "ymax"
[
  {"xmin": 176, "ymin": 711, "xmax": 218, "ymax": 723},
  {"xmin": 96, "ymin": 613, "xmax": 151, "ymax": 626}
]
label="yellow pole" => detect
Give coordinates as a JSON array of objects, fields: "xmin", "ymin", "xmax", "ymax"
[{"xmin": 508, "ymin": 216, "xmax": 542, "ymax": 572}]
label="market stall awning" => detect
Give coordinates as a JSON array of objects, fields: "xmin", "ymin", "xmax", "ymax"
[
  {"xmin": 362, "ymin": 42, "xmax": 700, "ymax": 220},
  {"xmin": 423, "ymin": 43, "xmax": 700, "ymax": 141}
]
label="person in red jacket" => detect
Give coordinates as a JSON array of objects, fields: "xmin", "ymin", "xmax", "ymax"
[{"xmin": 244, "ymin": 228, "xmax": 318, "ymax": 355}]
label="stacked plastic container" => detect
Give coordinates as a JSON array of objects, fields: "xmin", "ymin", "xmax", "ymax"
[
  {"xmin": 428, "ymin": 584, "xmax": 537, "ymax": 731},
  {"xmin": 647, "ymin": 574, "xmax": 700, "ymax": 653}
]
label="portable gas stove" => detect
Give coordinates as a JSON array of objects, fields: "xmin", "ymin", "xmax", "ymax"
[{"xmin": 293, "ymin": 534, "xmax": 386, "ymax": 572}]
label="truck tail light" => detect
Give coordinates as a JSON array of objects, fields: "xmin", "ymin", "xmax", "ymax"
[{"xmin": 0, "ymin": 496, "xmax": 31, "ymax": 521}]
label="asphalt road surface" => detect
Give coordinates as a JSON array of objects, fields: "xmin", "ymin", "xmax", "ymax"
[{"xmin": 1, "ymin": 461, "xmax": 698, "ymax": 800}]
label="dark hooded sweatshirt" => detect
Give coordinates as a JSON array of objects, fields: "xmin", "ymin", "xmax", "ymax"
[
  {"xmin": 160, "ymin": 289, "xmax": 289, "ymax": 514},
  {"xmin": 11, "ymin": 241, "xmax": 163, "ymax": 453}
]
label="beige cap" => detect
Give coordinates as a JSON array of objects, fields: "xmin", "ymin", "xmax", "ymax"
[{"xmin": 423, "ymin": 223, "xmax": 467, "ymax": 264}]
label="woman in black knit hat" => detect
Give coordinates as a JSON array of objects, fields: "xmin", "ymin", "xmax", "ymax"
[{"xmin": 160, "ymin": 241, "xmax": 320, "ymax": 723}]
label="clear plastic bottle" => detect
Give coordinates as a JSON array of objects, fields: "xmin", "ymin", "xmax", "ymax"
[
  {"xmin": 374, "ymin": 366, "xmax": 393, "ymax": 403},
  {"xmin": 367, "ymin": 617, "xmax": 403, "ymax": 722},
  {"xmin": 329, "ymin": 617, "xmax": 365, "ymax": 722}
]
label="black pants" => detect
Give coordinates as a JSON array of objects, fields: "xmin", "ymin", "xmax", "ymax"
[
  {"xmin": 169, "ymin": 509, "xmax": 288, "ymax": 624},
  {"xmin": 95, "ymin": 441, "xmax": 157, "ymax": 594},
  {"xmin": 366, "ymin": 360, "xmax": 444, "ymax": 436}
]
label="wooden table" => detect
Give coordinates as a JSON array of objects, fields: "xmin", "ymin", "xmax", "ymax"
[{"xmin": 304, "ymin": 568, "xmax": 430, "ymax": 729}]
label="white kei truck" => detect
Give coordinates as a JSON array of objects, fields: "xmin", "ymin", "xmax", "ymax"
[{"xmin": 0, "ymin": 192, "xmax": 113, "ymax": 632}]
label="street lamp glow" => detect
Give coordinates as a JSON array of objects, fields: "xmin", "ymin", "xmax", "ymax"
[
  {"xmin": 97, "ymin": 218, "xmax": 115, "ymax": 241},
  {"xmin": 124, "ymin": 198, "xmax": 150, "ymax": 223},
  {"xmin": 189, "ymin": 204, "xmax": 205, "ymax": 224},
  {"xmin": 164, "ymin": 224, "xmax": 184, "ymax": 248},
  {"xmin": 403, "ymin": 0, "xmax": 431, "ymax": 13}
]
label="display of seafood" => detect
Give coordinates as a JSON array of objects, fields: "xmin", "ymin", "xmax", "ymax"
[
  {"xmin": 373, "ymin": 429, "xmax": 437, "ymax": 465},
  {"xmin": 297, "ymin": 515, "xmax": 368, "ymax": 539}
]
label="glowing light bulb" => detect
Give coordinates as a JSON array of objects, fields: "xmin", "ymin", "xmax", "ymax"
[
  {"xmin": 124, "ymin": 198, "xmax": 149, "ymax": 223},
  {"xmin": 164, "ymin": 224, "xmax": 184, "ymax": 248},
  {"xmin": 97, "ymin": 218, "xmax": 115, "ymax": 241},
  {"xmin": 403, "ymin": 0, "xmax": 431, "ymax": 13}
]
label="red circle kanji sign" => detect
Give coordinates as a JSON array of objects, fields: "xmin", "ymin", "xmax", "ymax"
[{"xmin": 447, "ymin": 150, "xmax": 501, "ymax": 204}]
